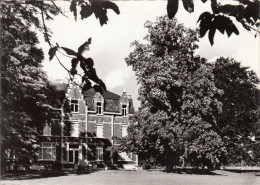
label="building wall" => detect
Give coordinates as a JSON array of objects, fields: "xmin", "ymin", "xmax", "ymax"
[
  {"xmin": 67, "ymin": 84, "xmax": 86, "ymax": 137},
  {"xmin": 39, "ymin": 83, "xmax": 135, "ymax": 167}
]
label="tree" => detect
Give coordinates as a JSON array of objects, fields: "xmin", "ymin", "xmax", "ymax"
[
  {"xmin": 212, "ymin": 57, "xmax": 260, "ymax": 165},
  {"xmin": 1, "ymin": 1, "xmax": 60, "ymax": 171},
  {"xmin": 123, "ymin": 15, "xmax": 226, "ymax": 170},
  {"xmin": 167, "ymin": 0, "xmax": 260, "ymax": 45}
]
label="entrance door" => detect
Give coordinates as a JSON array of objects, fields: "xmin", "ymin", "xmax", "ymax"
[{"xmin": 69, "ymin": 150, "xmax": 79, "ymax": 163}]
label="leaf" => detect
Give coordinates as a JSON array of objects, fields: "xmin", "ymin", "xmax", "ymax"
[
  {"xmin": 197, "ymin": 12, "xmax": 212, "ymax": 23},
  {"xmin": 78, "ymin": 38, "xmax": 91, "ymax": 56},
  {"xmin": 200, "ymin": 23, "xmax": 210, "ymax": 37},
  {"xmin": 93, "ymin": 7, "xmax": 108, "ymax": 26},
  {"xmin": 208, "ymin": 28, "xmax": 216, "ymax": 45},
  {"xmin": 237, "ymin": 0, "xmax": 250, "ymax": 5},
  {"xmin": 214, "ymin": 16, "xmax": 226, "ymax": 34},
  {"xmin": 48, "ymin": 46, "xmax": 57, "ymax": 61},
  {"xmin": 89, "ymin": 0, "xmax": 118, "ymax": 26},
  {"xmin": 71, "ymin": 58, "xmax": 79, "ymax": 69},
  {"xmin": 98, "ymin": 79, "xmax": 106, "ymax": 91},
  {"xmin": 245, "ymin": 2, "xmax": 259, "ymax": 22},
  {"xmin": 167, "ymin": 0, "xmax": 179, "ymax": 19},
  {"xmin": 61, "ymin": 47, "xmax": 77, "ymax": 56},
  {"xmin": 93, "ymin": 84, "xmax": 104, "ymax": 94},
  {"xmin": 182, "ymin": 0, "xmax": 194, "ymax": 13},
  {"xmin": 101, "ymin": 0, "xmax": 120, "ymax": 15},
  {"xmin": 232, "ymin": 24, "xmax": 239, "ymax": 35},
  {"xmin": 70, "ymin": 68, "xmax": 77, "ymax": 76},
  {"xmin": 82, "ymin": 64, "xmax": 107, "ymax": 91},
  {"xmin": 80, "ymin": 57, "xmax": 94, "ymax": 70},
  {"xmin": 82, "ymin": 78, "xmax": 92, "ymax": 91},
  {"xmin": 225, "ymin": 20, "xmax": 239, "ymax": 37},
  {"xmin": 70, "ymin": 0, "xmax": 77, "ymax": 20},
  {"xmin": 70, "ymin": 63, "xmax": 78, "ymax": 76},
  {"xmin": 198, "ymin": 12, "xmax": 213, "ymax": 38},
  {"xmin": 80, "ymin": 4, "xmax": 94, "ymax": 19}
]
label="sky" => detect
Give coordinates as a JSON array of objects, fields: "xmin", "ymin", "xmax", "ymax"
[{"xmin": 40, "ymin": 0, "xmax": 260, "ymax": 109}]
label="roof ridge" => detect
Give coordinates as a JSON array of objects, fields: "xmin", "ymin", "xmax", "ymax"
[{"xmin": 83, "ymin": 88, "xmax": 121, "ymax": 100}]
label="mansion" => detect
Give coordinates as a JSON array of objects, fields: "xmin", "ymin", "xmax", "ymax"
[{"xmin": 38, "ymin": 82, "xmax": 137, "ymax": 170}]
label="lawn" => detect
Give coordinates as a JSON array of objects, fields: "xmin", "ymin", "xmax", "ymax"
[{"xmin": 1, "ymin": 169, "xmax": 259, "ymax": 185}]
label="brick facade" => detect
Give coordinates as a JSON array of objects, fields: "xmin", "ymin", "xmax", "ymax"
[{"xmin": 38, "ymin": 83, "xmax": 137, "ymax": 169}]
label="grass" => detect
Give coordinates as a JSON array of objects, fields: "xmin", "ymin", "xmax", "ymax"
[{"xmin": 1, "ymin": 169, "xmax": 260, "ymax": 185}]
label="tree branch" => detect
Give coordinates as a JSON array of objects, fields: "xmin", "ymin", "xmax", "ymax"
[
  {"xmin": 55, "ymin": 55, "xmax": 72, "ymax": 79},
  {"xmin": 41, "ymin": 9, "xmax": 52, "ymax": 47},
  {"xmin": 51, "ymin": 1, "xmax": 69, "ymax": 18}
]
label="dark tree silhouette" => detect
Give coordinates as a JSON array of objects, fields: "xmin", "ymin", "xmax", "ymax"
[{"xmin": 167, "ymin": 0, "xmax": 260, "ymax": 45}]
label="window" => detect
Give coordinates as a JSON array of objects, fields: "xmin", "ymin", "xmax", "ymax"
[
  {"xmin": 122, "ymin": 126, "xmax": 128, "ymax": 137},
  {"xmin": 39, "ymin": 143, "xmax": 56, "ymax": 160},
  {"xmin": 122, "ymin": 104, "xmax": 127, "ymax": 116},
  {"xmin": 70, "ymin": 121, "xmax": 79, "ymax": 137},
  {"xmin": 96, "ymin": 146, "xmax": 103, "ymax": 161},
  {"xmin": 43, "ymin": 123, "xmax": 51, "ymax": 136},
  {"xmin": 71, "ymin": 99, "xmax": 79, "ymax": 113},
  {"xmin": 96, "ymin": 125, "xmax": 103, "ymax": 138},
  {"xmin": 96, "ymin": 102, "xmax": 102, "ymax": 114},
  {"xmin": 69, "ymin": 145, "xmax": 79, "ymax": 163}
]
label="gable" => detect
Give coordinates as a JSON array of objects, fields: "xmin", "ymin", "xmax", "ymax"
[{"xmin": 68, "ymin": 85, "xmax": 82, "ymax": 99}]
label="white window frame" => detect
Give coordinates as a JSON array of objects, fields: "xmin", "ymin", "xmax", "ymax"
[
  {"xmin": 96, "ymin": 101, "xmax": 103, "ymax": 115},
  {"xmin": 68, "ymin": 144, "xmax": 79, "ymax": 164},
  {"xmin": 122, "ymin": 104, "xmax": 127, "ymax": 117},
  {"xmin": 71, "ymin": 99, "xmax": 79, "ymax": 113},
  {"xmin": 96, "ymin": 124, "xmax": 103, "ymax": 138},
  {"xmin": 122, "ymin": 125, "xmax": 128, "ymax": 137},
  {"xmin": 39, "ymin": 143, "xmax": 56, "ymax": 161},
  {"xmin": 96, "ymin": 146, "xmax": 103, "ymax": 161},
  {"xmin": 70, "ymin": 121, "xmax": 79, "ymax": 137}
]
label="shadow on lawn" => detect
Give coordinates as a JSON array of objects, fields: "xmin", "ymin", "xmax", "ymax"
[
  {"xmin": 223, "ymin": 169, "xmax": 260, "ymax": 173},
  {"xmin": 1, "ymin": 170, "xmax": 96, "ymax": 180},
  {"xmin": 162, "ymin": 168, "xmax": 222, "ymax": 175}
]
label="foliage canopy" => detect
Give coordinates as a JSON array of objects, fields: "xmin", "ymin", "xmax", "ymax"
[
  {"xmin": 1, "ymin": 1, "xmax": 60, "ymax": 170},
  {"xmin": 122, "ymin": 15, "xmax": 260, "ymax": 169},
  {"xmin": 124, "ymin": 16, "xmax": 226, "ymax": 169},
  {"xmin": 212, "ymin": 57, "xmax": 260, "ymax": 165}
]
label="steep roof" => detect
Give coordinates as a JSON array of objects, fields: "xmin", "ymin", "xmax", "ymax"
[
  {"xmin": 84, "ymin": 88, "xmax": 134, "ymax": 114},
  {"xmin": 51, "ymin": 83, "xmax": 135, "ymax": 114},
  {"xmin": 83, "ymin": 88, "xmax": 121, "ymax": 100}
]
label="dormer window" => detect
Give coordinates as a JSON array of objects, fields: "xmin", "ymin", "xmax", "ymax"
[
  {"xmin": 96, "ymin": 102, "xmax": 102, "ymax": 115},
  {"xmin": 71, "ymin": 99, "xmax": 79, "ymax": 113},
  {"xmin": 122, "ymin": 104, "xmax": 127, "ymax": 116}
]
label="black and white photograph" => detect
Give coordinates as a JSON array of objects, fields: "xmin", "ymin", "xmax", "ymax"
[{"xmin": 1, "ymin": 0, "xmax": 260, "ymax": 184}]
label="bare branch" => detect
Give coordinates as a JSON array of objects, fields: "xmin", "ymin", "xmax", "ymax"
[
  {"xmin": 41, "ymin": 9, "xmax": 53, "ymax": 47},
  {"xmin": 55, "ymin": 55, "xmax": 72, "ymax": 79},
  {"xmin": 51, "ymin": 1, "xmax": 69, "ymax": 18}
]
